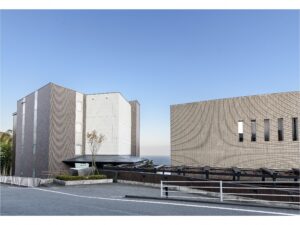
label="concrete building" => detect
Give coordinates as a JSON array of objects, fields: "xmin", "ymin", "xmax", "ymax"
[
  {"xmin": 171, "ymin": 91, "xmax": 300, "ymax": 170},
  {"xmin": 13, "ymin": 83, "xmax": 140, "ymax": 178}
]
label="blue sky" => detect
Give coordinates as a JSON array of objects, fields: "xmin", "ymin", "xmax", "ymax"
[{"xmin": 0, "ymin": 10, "xmax": 299, "ymax": 156}]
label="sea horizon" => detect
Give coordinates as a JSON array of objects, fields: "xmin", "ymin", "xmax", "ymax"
[{"xmin": 141, "ymin": 155, "xmax": 171, "ymax": 165}]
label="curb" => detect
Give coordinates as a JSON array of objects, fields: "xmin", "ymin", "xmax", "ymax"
[
  {"xmin": 124, "ymin": 195, "xmax": 300, "ymax": 211},
  {"xmin": 53, "ymin": 178, "xmax": 113, "ymax": 186}
]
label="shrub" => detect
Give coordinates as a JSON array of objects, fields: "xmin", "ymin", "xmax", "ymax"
[
  {"xmin": 0, "ymin": 142, "xmax": 12, "ymax": 175},
  {"xmin": 56, "ymin": 174, "xmax": 107, "ymax": 181}
]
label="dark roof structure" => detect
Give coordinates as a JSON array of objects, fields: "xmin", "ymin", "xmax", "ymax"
[{"xmin": 63, "ymin": 155, "xmax": 146, "ymax": 165}]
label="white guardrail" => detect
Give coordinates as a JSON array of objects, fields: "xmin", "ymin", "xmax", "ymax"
[
  {"xmin": 0, "ymin": 176, "xmax": 41, "ymax": 187},
  {"xmin": 160, "ymin": 180, "xmax": 300, "ymax": 206}
]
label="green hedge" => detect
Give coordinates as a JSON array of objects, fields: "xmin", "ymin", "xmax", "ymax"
[{"xmin": 56, "ymin": 174, "xmax": 107, "ymax": 181}]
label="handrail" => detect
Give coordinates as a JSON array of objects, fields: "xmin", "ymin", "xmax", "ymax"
[
  {"xmin": 162, "ymin": 180, "xmax": 300, "ymax": 184},
  {"xmin": 160, "ymin": 180, "xmax": 300, "ymax": 207}
]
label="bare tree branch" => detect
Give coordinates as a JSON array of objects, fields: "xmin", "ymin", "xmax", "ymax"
[{"xmin": 86, "ymin": 130, "xmax": 105, "ymax": 174}]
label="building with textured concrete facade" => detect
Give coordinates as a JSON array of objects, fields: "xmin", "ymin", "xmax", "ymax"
[
  {"xmin": 13, "ymin": 83, "xmax": 140, "ymax": 178},
  {"xmin": 171, "ymin": 91, "xmax": 300, "ymax": 170},
  {"xmin": 129, "ymin": 101, "xmax": 140, "ymax": 157}
]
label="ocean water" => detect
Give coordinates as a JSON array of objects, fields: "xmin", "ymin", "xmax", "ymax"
[{"xmin": 142, "ymin": 155, "xmax": 171, "ymax": 165}]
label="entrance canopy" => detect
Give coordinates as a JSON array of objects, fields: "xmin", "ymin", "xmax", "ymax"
[{"xmin": 63, "ymin": 155, "xmax": 146, "ymax": 166}]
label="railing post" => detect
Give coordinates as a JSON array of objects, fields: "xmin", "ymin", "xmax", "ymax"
[
  {"xmin": 165, "ymin": 186, "xmax": 169, "ymax": 198},
  {"xmin": 164, "ymin": 187, "xmax": 169, "ymax": 198},
  {"xmin": 220, "ymin": 181, "xmax": 223, "ymax": 202},
  {"xmin": 160, "ymin": 180, "xmax": 163, "ymax": 198}
]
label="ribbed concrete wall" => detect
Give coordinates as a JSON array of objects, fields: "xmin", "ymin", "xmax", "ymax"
[
  {"xmin": 35, "ymin": 85, "xmax": 51, "ymax": 178},
  {"xmin": 22, "ymin": 93, "xmax": 34, "ymax": 177},
  {"xmin": 171, "ymin": 92, "xmax": 300, "ymax": 170},
  {"xmin": 14, "ymin": 94, "xmax": 35, "ymax": 177},
  {"xmin": 48, "ymin": 84, "xmax": 76, "ymax": 175},
  {"xmin": 14, "ymin": 84, "xmax": 52, "ymax": 178},
  {"xmin": 129, "ymin": 101, "xmax": 140, "ymax": 156},
  {"xmin": 12, "ymin": 113, "xmax": 17, "ymax": 175},
  {"xmin": 14, "ymin": 100, "xmax": 23, "ymax": 176}
]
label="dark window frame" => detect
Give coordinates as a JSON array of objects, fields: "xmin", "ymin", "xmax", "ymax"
[
  {"xmin": 238, "ymin": 121, "xmax": 244, "ymax": 142},
  {"xmin": 278, "ymin": 118, "xmax": 284, "ymax": 141},
  {"xmin": 251, "ymin": 119, "xmax": 256, "ymax": 142},
  {"xmin": 292, "ymin": 117, "xmax": 298, "ymax": 141},
  {"xmin": 264, "ymin": 119, "xmax": 270, "ymax": 142}
]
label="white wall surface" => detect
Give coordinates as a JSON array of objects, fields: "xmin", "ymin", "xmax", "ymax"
[
  {"xmin": 118, "ymin": 95, "xmax": 132, "ymax": 155},
  {"xmin": 85, "ymin": 93, "xmax": 131, "ymax": 155},
  {"xmin": 75, "ymin": 92, "xmax": 84, "ymax": 155}
]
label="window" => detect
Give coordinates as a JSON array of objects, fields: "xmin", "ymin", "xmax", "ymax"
[
  {"xmin": 251, "ymin": 120, "xmax": 256, "ymax": 142},
  {"xmin": 264, "ymin": 119, "xmax": 270, "ymax": 141},
  {"xmin": 292, "ymin": 117, "xmax": 298, "ymax": 141},
  {"xmin": 278, "ymin": 118, "xmax": 284, "ymax": 141},
  {"xmin": 238, "ymin": 121, "xmax": 244, "ymax": 142}
]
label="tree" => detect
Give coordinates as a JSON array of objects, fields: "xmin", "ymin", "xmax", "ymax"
[
  {"xmin": 0, "ymin": 130, "xmax": 12, "ymax": 145},
  {"xmin": 86, "ymin": 130, "xmax": 105, "ymax": 174},
  {"xmin": 0, "ymin": 130, "xmax": 13, "ymax": 175}
]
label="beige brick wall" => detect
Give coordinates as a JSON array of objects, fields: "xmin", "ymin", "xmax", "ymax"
[{"xmin": 171, "ymin": 92, "xmax": 300, "ymax": 170}]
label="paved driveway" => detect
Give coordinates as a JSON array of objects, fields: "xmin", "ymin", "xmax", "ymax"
[{"xmin": 0, "ymin": 183, "xmax": 299, "ymax": 216}]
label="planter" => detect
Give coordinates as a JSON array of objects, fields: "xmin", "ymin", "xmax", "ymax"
[{"xmin": 54, "ymin": 178, "xmax": 113, "ymax": 186}]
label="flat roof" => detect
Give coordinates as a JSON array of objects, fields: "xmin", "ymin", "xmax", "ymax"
[{"xmin": 63, "ymin": 155, "xmax": 146, "ymax": 165}]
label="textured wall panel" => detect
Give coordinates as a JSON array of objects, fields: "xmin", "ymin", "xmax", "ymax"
[
  {"xmin": 48, "ymin": 84, "xmax": 76, "ymax": 174},
  {"xmin": 21, "ymin": 93, "xmax": 35, "ymax": 177},
  {"xmin": 14, "ymin": 84, "xmax": 52, "ymax": 178},
  {"xmin": 14, "ymin": 94, "xmax": 34, "ymax": 177},
  {"xmin": 15, "ymin": 100, "xmax": 22, "ymax": 176},
  {"xmin": 12, "ymin": 113, "xmax": 17, "ymax": 175},
  {"xmin": 14, "ymin": 100, "xmax": 24, "ymax": 176},
  {"xmin": 171, "ymin": 92, "xmax": 300, "ymax": 170},
  {"xmin": 35, "ymin": 85, "xmax": 51, "ymax": 178},
  {"xmin": 129, "ymin": 101, "xmax": 140, "ymax": 156}
]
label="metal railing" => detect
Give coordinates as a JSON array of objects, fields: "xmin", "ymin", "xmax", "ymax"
[{"xmin": 160, "ymin": 180, "xmax": 300, "ymax": 206}]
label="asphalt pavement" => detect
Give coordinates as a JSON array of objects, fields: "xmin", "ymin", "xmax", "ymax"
[{"xmin": 1, "ymin": 183, "xmax": 299, "ymax": 216}]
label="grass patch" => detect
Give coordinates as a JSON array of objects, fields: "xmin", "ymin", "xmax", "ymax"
[{"xmin": 56, "ymin": 174, "xmax": 107, "ymax": 181}]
